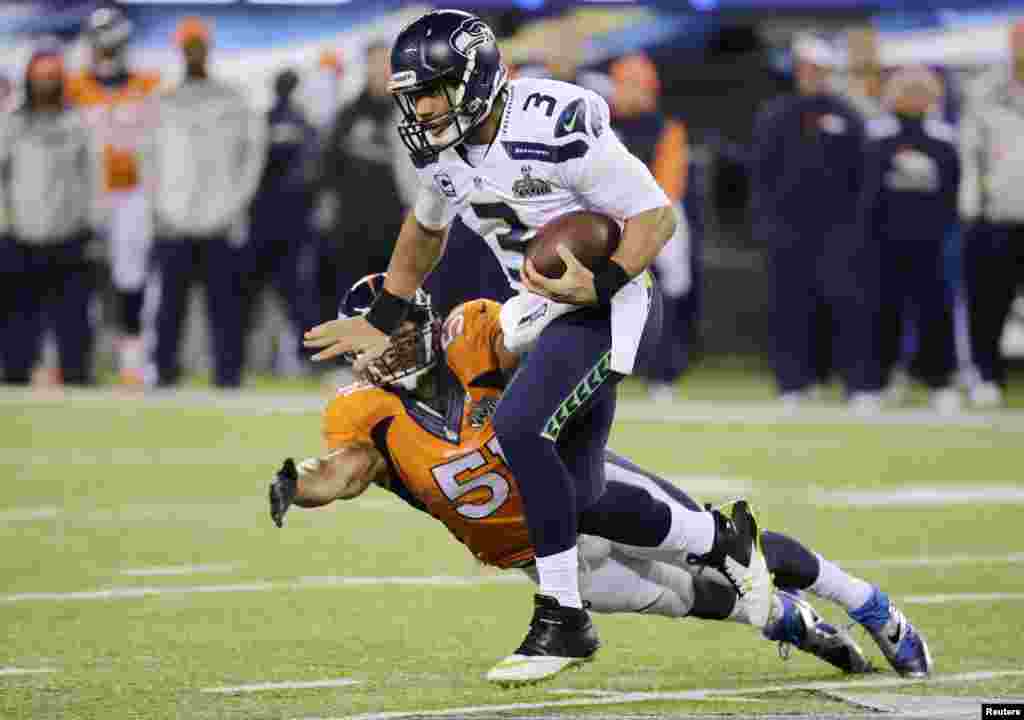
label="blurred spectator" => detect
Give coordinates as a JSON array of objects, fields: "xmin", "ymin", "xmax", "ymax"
[
  {"xmin": 67, "ymin": 6, "xmax": 161, "ymax": 386},
  {"xmin": 864, "ymin": 67, "xmax": 961, "ymax": 413},
  {"xmin": 751, "ymin": 34, "xmax": 879, "ymax": 410},
  {"xmin": 314, "ymin": 39, "xmax": 405, "ymax": 322},
  {"xmin": 609, "ymin": 53, "xmax": 696, "ymax": 401},
  {"xmin": 244, "ymin": 68, "xmax": 319, "ymax": 372},
  {"xmin": 958, "ymin": 20, "xmax": 1024, "ymax": 409},
  {"xmin": 512, "ymin": 14, "xmax": 614, "ymax": 98},
  {"xmin": 843, "ymin": 26, "xmax": 887, "ymax": 122},
  {"xmin": 303, "ymin": 47, "xmax": 345, "ymax": 133},
  {"xmin": 0, "ymin": 73, "xmax": 13, "ymax": 113},
  {"xmin": 148, "ymin": 17, "xmax": 265, "ymax": 388},
  {"xmin": 0, "ymin": 43, "xmax": 97, "ymax": 385}
]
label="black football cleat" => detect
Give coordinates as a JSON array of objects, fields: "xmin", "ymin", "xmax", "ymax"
[
  {"xmin": 485, "ymin": 594, "xmax": 600, "ymax": 686},
  {"xmin": 688, "ymin": 499, "xmax": 773, "ymax": 628}
]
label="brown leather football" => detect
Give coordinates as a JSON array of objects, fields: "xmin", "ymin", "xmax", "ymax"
[{"xmin": 526, "ymin": 211, "xmax": 621, "ymax": 279}]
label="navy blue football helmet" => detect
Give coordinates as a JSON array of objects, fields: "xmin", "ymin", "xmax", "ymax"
[
  {"xmin": 389, "ymin": 9, "xmax": 508, "ymax": 165},
  {"xmin": 338, "ymin": 274, "xmax": 440, "ymax": 390}
]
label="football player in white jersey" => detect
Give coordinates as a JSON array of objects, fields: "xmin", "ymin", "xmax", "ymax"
[{"xmin": 303, "ymin": 9, "xmax": 770, "ymax": 684}]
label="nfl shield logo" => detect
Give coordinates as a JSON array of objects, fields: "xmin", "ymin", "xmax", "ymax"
[{"xmin": 434, "ymin": 172, "xmax": 457, "ymax": 198}]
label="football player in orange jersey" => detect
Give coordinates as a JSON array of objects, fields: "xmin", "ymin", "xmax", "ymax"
[
  {"xmin": 266, "ymin": 275, "xmax": 936, "ymax": 684},
  {"xmin": 67, "ymin": 6, "xmax": 161, "ymax": 385}
]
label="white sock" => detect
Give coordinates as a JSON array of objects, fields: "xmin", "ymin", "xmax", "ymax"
[
  {"xmin": 536, "ymin": 546, "xmax": 583, "ymax": 609},
  {"xmin": 807, "ymin": 554, "xmax": 874, "ymax": 613},
  {"xmin": 662, "ymin": 502, "xmax": 715, "ymax": 556}
]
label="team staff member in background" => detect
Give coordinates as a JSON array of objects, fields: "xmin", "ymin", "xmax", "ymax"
[
  {"xmin": 609, "ymin": 54, "xmax": 695, "ymax": 401},
  {"xmin": 958, "ymin": 20, "xmax": 1024, "ymax": 409},
  {"xmin": 314, "ymin": 40, "xmax": 406, "ymax": 325},
  {"xmin": 751, "ymin": 34, "xmax": 880, "ymax": 411},
  {"xmin": 863, "ymin": 68, "xmax": 961, "ymax": 413},
  {"xmin": 0, "ymin": 43, "xmax": 98, "ymax": 386},
  {"xmin": 244, "ymin": 68, "xmax": 319, "ymax": 373},
  {"xmin": 148, "ymin": 17, "xmax": 265, "ymax": 388},
  {"xmin": 68, "ymin": 6, "xmax": 160, "ymax": 386}
]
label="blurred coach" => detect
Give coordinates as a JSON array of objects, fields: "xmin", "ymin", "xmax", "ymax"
[
  {"xmin": 1, "ymin": 43, "xmax": 98, "ymax": 385},
  {"xmin": 752, "ymin": 35, "xmax": 878, "ymax": 409},
  {"xmin": 958, "ymin": 20, "xmax": 1024, "ymax": 408},
  {"xmin": 148, "ymin": 18, "xmax": 264, "ymax": 388},
  {"xmin": 863, "ymin": 68, "xmax": 961, "ymax": 413}
]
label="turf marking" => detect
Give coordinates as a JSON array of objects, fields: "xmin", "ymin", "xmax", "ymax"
[
  {"xmin": 0, "ymin": 575, "xmax": 530, "ymax": 603},
  {"xmin": 2, "ymin": 574, "xmax": 1022, "ymax": 605},
  {"xmin": 120, "ymin": 563, "xmax": 239, "ymax": 577},
  {"xmin": 0, "ymin": 506, "xmax": 61, "ymax": 522},
  {"xmin": 303, "ymin": 670, "xmax": 1024, "ymax": 720},
  {"xmin": 816, "ymin": 486, "xmax": 1024, "ymax": 506},
  {"xmin": 0, "ymin": 667, "xmax": 56, "ymax": 676},
  {"xmin": 901, "ymin": 592, "xmax": 1024, "ymax": 605},
  {"xmin": 6, "ymin": 387, "xmax": 1024, "ymax": 430},
  {"xmin": 201, "ymin": 679, "xmax": 360, "ymax": 694},
  {"xmin": 842, "ymin": 552, "xmax": 1024, "ymax": 569}
]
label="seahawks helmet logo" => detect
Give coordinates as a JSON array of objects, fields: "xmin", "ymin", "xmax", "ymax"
[{"xmin": 450, "ymin": 18, "xmax": 494, "ymax": 58}]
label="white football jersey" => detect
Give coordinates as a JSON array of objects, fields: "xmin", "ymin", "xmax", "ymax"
[{"xmin": 413, "ymin": 77, "xmax": 669, "ymax": 291}]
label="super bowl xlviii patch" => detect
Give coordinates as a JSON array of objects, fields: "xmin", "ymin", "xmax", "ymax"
[
  {"xmin": 512, "ymin": 165, "xmax": 551, "ymax": 198},
  {"xmin": 434, "ymin": 171, "xmax": 457, "ymax": 198},
  {"xmin": 468, "ymin": 397, "xmax": 498, "ymax": 428}
]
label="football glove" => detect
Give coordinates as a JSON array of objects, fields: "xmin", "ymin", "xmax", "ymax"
[{"xmin": 269, "ymin": 458, "xmax": 298, "ymax": 528}]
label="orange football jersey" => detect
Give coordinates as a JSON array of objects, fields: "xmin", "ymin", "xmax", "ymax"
[
  {"xmin": 66, "ymin": 71, "xmax": 160, "ymax": 191},
  {"xmin": 323, "ymin": 300, "xmax": 533, "ymax": 569}
]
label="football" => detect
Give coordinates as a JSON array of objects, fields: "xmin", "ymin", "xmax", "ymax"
[{"xmin": 526, "ymin": 211, "xmax": 621, "ymax": 279}]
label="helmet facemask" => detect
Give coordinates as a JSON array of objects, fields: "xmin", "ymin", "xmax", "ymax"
[
  {"xmin": 390, "ymin": 53, "xmax": 507, "ymax": 165},
  {"xmin": 338, "ymin": 274, "xmax": 440, "ymax": 392},
  {"xmin": 352, "ymin": 318, "xmax": 441, "ymax": 391}
]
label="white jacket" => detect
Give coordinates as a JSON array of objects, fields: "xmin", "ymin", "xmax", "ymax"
[
  {"xmin": 959, "ymin": 66, "xmax": 1024, "ymax": 223},
  {"xmin": 149, "ymin": 78, "xmax": 265, "ymax": 237}
]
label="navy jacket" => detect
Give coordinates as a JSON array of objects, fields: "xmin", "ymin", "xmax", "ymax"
[
  {"xmin": 751, "ymin": 93, "xmax": 866, "ymax": 246},
  {"xmin": 860, "ymin": 114, "xmax": 960, "ymax": 251}
]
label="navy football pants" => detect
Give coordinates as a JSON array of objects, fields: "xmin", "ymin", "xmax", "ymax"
[
  {"xmin": 1, "ymin": 234, "xmax": 94, "ymax": 385},
  {"xmin": 493, "ymin": 289, "xmax": 663, "ymax": 559},
  {"xmin": 152, "ymin": 234, "xmax": 245, "ymax": 388}
]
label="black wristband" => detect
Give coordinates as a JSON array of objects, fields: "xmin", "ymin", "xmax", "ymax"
[
  {"xmin": 593, "ymin": 260, "xmax": 632, "ymax": 306},
  {"xmin": 365, "ymin": 289, "xmax": 411, "ymax": 334}
]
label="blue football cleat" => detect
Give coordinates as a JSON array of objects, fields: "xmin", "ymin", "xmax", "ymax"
[
  {"xmin": 849, "ymin": 587, "xmax": 932, "ymax": 678},
  {"xmin": 764, "ymin": 590, "xmax": 873, "ymax": 674}
]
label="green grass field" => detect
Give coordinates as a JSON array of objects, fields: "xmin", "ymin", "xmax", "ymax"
[{"xmin": 2, "ymin": 369, "xmax": 1023, "ymax": 719}]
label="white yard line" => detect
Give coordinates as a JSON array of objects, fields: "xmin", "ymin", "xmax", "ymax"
[
  {"xmin": 0, "ymin": 506, "xmax": 61, "ymax": 522},
  {"xmin": 0, "ymin": 575, "xmax": 530, "ymax": 603},
  {"xmin": 3, "ymin": 576, "xmax": 1021, "ymax": 605},
  {"xmin": 902, "ymin": 592, "xmax": 1024, "ymax": 605},
  {"xmin": 816, "ymin": 486, "xmax": 1024, "ymax": 506},
  {"xmin": 0, "ymin": 667, "xmax": 56, "ymax": 676},
  {"xmin": 201, "ymin": 679, "xmax": 360, "ymax": 694},
  {"xmin": 841, "ymin": 552, "xmax": 1024, "ymax": 569},
  {"xmin": 6, "ymin": 387, "xmax": 1024, "ymax": 429},
  {"xmin": 119, "ymin": 563, "xmax": 239, "ymax": 577},
  {"xmin": 304, "ymin": 670, "xmax": 1024, "ymax": 720}
]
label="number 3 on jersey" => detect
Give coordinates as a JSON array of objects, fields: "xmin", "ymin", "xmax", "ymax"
[
  {"xmin": 471, "ymin": 202, "xmax": 532, "ymax": 255},
  {"xmin": 431, "ymin": 437, "xmax": 511, "ymax": 519}
]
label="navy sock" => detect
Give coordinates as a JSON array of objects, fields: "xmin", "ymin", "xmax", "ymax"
[
  {"xmin": 761, "ymin": 530, "xmax": 821, "ymax": 590},
  {"xmin": 578, "ymin": 480, "xmax": 672, "ymax": 547}
]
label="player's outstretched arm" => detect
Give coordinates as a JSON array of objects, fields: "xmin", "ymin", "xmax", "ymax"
[
  {"xmin": 269, "ymin": 443, "xmax": 386, "ymax": 528},
  {"xmin": 303, "ymin": 211, "xmax": 445, "ymax": 362}
]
